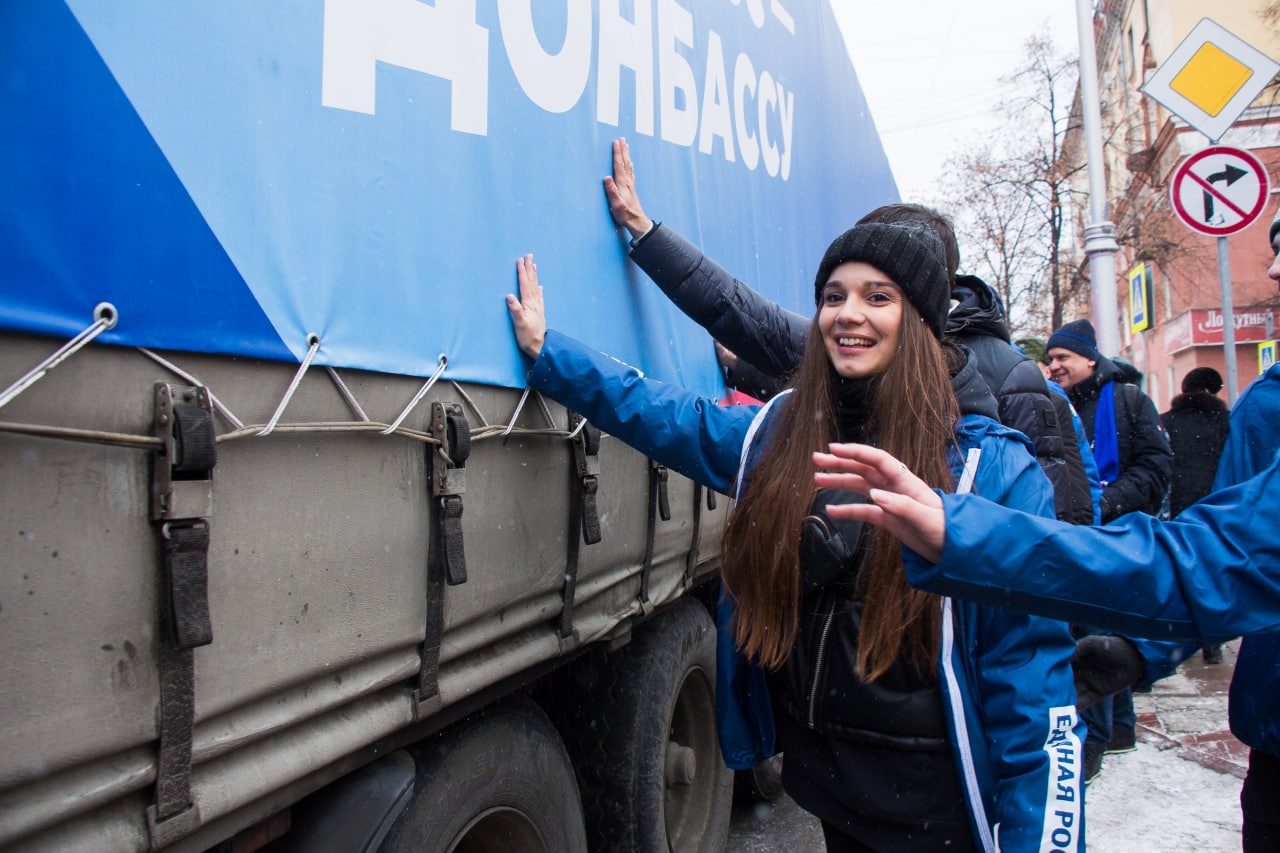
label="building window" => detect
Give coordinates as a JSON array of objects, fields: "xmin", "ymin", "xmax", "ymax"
[{"xmin": 1125, "ymin": 26, "xmax": 1136, "ymax": 81}]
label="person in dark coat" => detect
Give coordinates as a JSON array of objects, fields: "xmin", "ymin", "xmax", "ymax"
[
  {"xmin": 600, "ymin": 137, "xmax": 1088, "ymax": 523},
  {"xmin": 1161, "ymin": 367, "xmax": 1231, "ymax": 516},
  {"xmin": 1018, "ymin": 336, "xmax": 1102, "ymax": 523},
  {"xmin": 1161, "ymin": 366, "xmax": 1232, "ymax": 664},
  {"xmin": 1046, "ymin": 318, "xmax": 1173, "ymax": 782},
  {"xmin": 1045, "ymin": 320, "xmax": 1172, "ymax": 521},
  {"xmin": 948, "ymin": 277, "xmax": 1094, "ymax": 524}
]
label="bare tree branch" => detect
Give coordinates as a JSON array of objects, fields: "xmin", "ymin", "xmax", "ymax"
[{"xmin": 933, "ymin": 33, "xmax": 1086, "ymax": 336}]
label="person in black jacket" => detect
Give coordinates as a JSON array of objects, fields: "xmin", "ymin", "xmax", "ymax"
[
  {"xmin": 1160, "ymin": 366, "xmax": 1232, "ymax": 665},
  {"xmin": 948, "ymin": 276, "xmax": 1094, "ymax": 524},
  {"xmin": 600, "ymin": 137, "xmax": 1089, "ymax": 522},
  {"xmin": 1045, "ymin": 320, "xmax": 1172, "ymax": 522},
  {"xmin": 1045, "ymin": 317, "xmax": 1173, "ymax": 782},
  {"xmin": 1161, "ymin": 366, "xmax": 1230, "ymax": 517}
]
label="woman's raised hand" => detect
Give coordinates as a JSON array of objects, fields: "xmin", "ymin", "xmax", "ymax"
[
  {"xmin": 506, "ymin": 254, "xmax": 546, "ymax": 360},
  {"xmin": 812, "ymin": 443, "xmax": 946, "ymax": 562}
]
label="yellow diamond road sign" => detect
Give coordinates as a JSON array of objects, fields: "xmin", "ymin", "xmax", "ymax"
[{"xmin": 1142, "ymin": 18, "xmax": 1280, "ymax": 142}]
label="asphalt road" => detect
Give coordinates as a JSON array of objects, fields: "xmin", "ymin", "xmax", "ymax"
[{"xmin": 726, "ymin": 792, "xmax": 824, "ymax": 851}]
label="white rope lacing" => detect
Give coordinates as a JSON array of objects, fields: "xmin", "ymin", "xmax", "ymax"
[
  {"xmin": 0, "ymin": 334, "xmax": 591, "ymax": 452},
  {"xmin": 327, "ymin": 367, "xmax": 370, "ymax": 422},
  {"xmin": 0, "ymin": 303, "xmax": 118, "ymax": 411},
  {"xmin": 565, "ymin": 412, "xmax": 588, "ymax": 440},
  {"xmin": 138, "ymin": 347, "xmax": 244, "ymax": 429},
  {"xmin": 449, "ymin": 381, "xmax": 488, "ymax": 428},
  {"xmin": 500, "ymin": 386, "xmax": 533, "ymax": 438},
  {"xmin": 258, "ymin": 334, "xmax": 322, "ymax": 437},
  {"xmin": 381, "ymin": 354, "xmax": 448, "ymax": 435}
]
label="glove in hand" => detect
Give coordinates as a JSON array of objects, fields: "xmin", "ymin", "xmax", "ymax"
[{"xmin": 1071, "ymin": 635, "xmax": 1144, "ymax": 711}]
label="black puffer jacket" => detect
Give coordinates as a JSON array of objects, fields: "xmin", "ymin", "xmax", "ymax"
[
  {"xmin": 1068, "ymin": 357, "xmax": 1173, "ymax": 521},
  {"xmin": 947, "ymin": 276, "xmax": 1091, "ymax": 524},
  {"xmin": 770, "ymin": 344, "xmax": 995, "ymax": 851},
  {"xmin": 1160, "ymin": 391, "xmax": 1230, "ymax": 516},
  {"xmin": 630, "ymin": 223, "xmax": 806, "ymax": 391}
]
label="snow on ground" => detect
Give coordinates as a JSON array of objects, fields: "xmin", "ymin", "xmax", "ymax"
[
  {"xmin": 1084, "ymin": 741, "xmax": 1242, "ymax": 852},
  {"xmin": 728, "ymin": 740, "xmax": 1244, "ymax": 851}
]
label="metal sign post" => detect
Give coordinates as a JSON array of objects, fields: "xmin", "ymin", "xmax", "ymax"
[
  {"xmin": 1169, "ymin": 145, "xmax": 1270, "ymax": 404},
  {"xmin": 1218, "ymin": 236, "xmax": 1238, "ymax": 404},
  {"xmin": 1076, "ymin": 0, "xmax": 1120, "ymax": 356}
]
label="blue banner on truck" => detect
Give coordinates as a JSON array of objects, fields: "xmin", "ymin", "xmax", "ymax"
[{"xmin": 0, "ymin": 0, "xmax": 897, "ymax": 396}]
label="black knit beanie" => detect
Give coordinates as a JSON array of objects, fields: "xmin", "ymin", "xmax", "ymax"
[
  {"xmin": 1047, "ymin": 319, "xmax": 1102, "ymax": 362},
  {"xmin": 813, "ymin": 221, "xmax": 951, "ymax": 338}
]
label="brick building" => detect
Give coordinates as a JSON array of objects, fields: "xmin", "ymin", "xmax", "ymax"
[{"xmin": 1064, "ymin": 0, "xmax": 1280, "ymax": 408}]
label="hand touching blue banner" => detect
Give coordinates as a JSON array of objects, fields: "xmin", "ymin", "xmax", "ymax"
[{"xmin": 0, "ymin": 0, "xmax": 897, "ymax": 395}]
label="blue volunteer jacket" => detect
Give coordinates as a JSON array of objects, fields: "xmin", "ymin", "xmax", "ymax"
[
  {"xmin": 1214, "ymin": 364, "xmax": 1280, "ymax": 757},
  {"xmin": 903, "ymin": 365, "xmax": 1280, "ymax": 757},
  {"xmin": 528, "ymin": 330, "xmax": 1085, "ymax": 853}
]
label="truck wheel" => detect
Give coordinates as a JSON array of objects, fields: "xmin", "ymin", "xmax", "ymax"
[
  {"xmin": 561, "ymin": 598, "xmax": 732, "ymax": 852},
  {"xmin": 379, "ymin": 698, "xmax": 587, "ymax": 853}
]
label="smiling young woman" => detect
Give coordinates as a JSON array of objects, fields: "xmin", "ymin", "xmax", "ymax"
[{"xmin": 505, "ymin": 221, "xmax": 1084, "ymax": 853}]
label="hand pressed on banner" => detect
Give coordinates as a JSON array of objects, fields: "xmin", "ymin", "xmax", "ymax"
[
  {"xmin": 506, "ymin": 254, "xmax": 546, "ymax": 360},
  {"xmin": 602, "ymin": 137, "xmax": 653, "ymax": 239}
]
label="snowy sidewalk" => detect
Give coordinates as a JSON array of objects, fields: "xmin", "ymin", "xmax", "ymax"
[
  {"xmin": 727, "ymin": 642, "xmax": 1249, "ymax": 851},
  {"xmin": 1085, "ymin": 639, "xmax": 1246, "ymax": 851}
]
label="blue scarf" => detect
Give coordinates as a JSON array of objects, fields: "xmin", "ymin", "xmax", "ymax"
[{"xmin": 1093, "ymin": 381, "xmax": 1120, "ymax": 487}]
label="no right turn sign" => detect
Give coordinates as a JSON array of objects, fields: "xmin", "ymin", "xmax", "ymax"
[{"xmin": 1170, "ymin": 145, "xmax": 1270, "ymax": 237}]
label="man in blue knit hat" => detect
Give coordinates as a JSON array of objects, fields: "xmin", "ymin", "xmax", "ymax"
[
  {"xmin": 1045, "ymin": 317, "xmax": 1173, "ymax": 784},
  {"xmin": 1046, "ymin": 318, "xmax": 1171, "ymax": 521}
]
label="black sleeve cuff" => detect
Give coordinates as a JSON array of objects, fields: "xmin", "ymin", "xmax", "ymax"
[{"xmin": 629, "ymin": 220, "xmax": 662, "ymax": 250}]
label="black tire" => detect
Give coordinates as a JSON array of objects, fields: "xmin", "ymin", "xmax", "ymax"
[
  {"xmin": 733, "ymin": 754, "xmax": 784, "ymax": 803},
  {"xmin": 555, "ymin": 598, "xmax": 733, "ymax": 852},
  {"xmin": 379, "ymin": 698, "xmax": 587, "ymax": 853}
]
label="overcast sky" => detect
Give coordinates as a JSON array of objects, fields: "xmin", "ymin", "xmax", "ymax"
[{"xmin": 830, "ymin": 1, "xmax": 1081, "ymax": 203}]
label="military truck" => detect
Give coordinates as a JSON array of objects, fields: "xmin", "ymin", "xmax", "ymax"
[{"xmin": 0, "ymin": 2, "xmax": 896, "ymax": 850}]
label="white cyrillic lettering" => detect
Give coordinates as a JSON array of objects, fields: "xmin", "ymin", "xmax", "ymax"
[
  {"xmin": 1042, "ymin": 706, "xmax": 1081, "ymax": 850},
  {"xmin": 597, "ymin": 0, "xmax": 655, "ymax": 134},
  {"xmin": 733, "ymin": 53, "xmax": 759, "ymax": 169},
  {"xmin": 757, "ymin": 69, "xmax": 779, "ymax": 176},
  {"xmin": 776, "ymin": 79, "xmax": 794, "ymax": 180},
  {"xmin": 657, "ymin": 0, "xmax": 697, "ymax": 145},
  {"xmin": 697, "ymin": 30, "xmax": 735, "ymax": 161},
  {"xmin": 771, "ymin": 0, "xmax": 796, "ymax": 34},
  {"xmin": 498, "ymin": 0, "xmax": 591, "ymax": 114},
  {"xmin": 321, "ymin": 0, "xmax": 489, "ymax": 134}
]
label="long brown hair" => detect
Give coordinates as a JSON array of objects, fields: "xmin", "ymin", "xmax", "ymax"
[{"xmin": 720, "ymin": 299, "xmax": 960, "ymax": 680}]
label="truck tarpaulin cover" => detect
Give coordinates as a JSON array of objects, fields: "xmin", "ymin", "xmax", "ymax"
[{"xmin": 0, "ymin": 0, "xmax": 897, "ymax": 397}]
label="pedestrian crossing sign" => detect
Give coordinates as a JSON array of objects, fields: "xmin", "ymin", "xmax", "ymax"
[
  {"xmin": 1141, "ymin": 18, "xmax": 1280, "ymax": 142},
  {"xmin": 1261, "ymin": 340, "xmax": 1277, "ymax": 374},
  {"xmin": 1129, "ymin": 263, "xmax": 1153, "ymax": 333}
]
